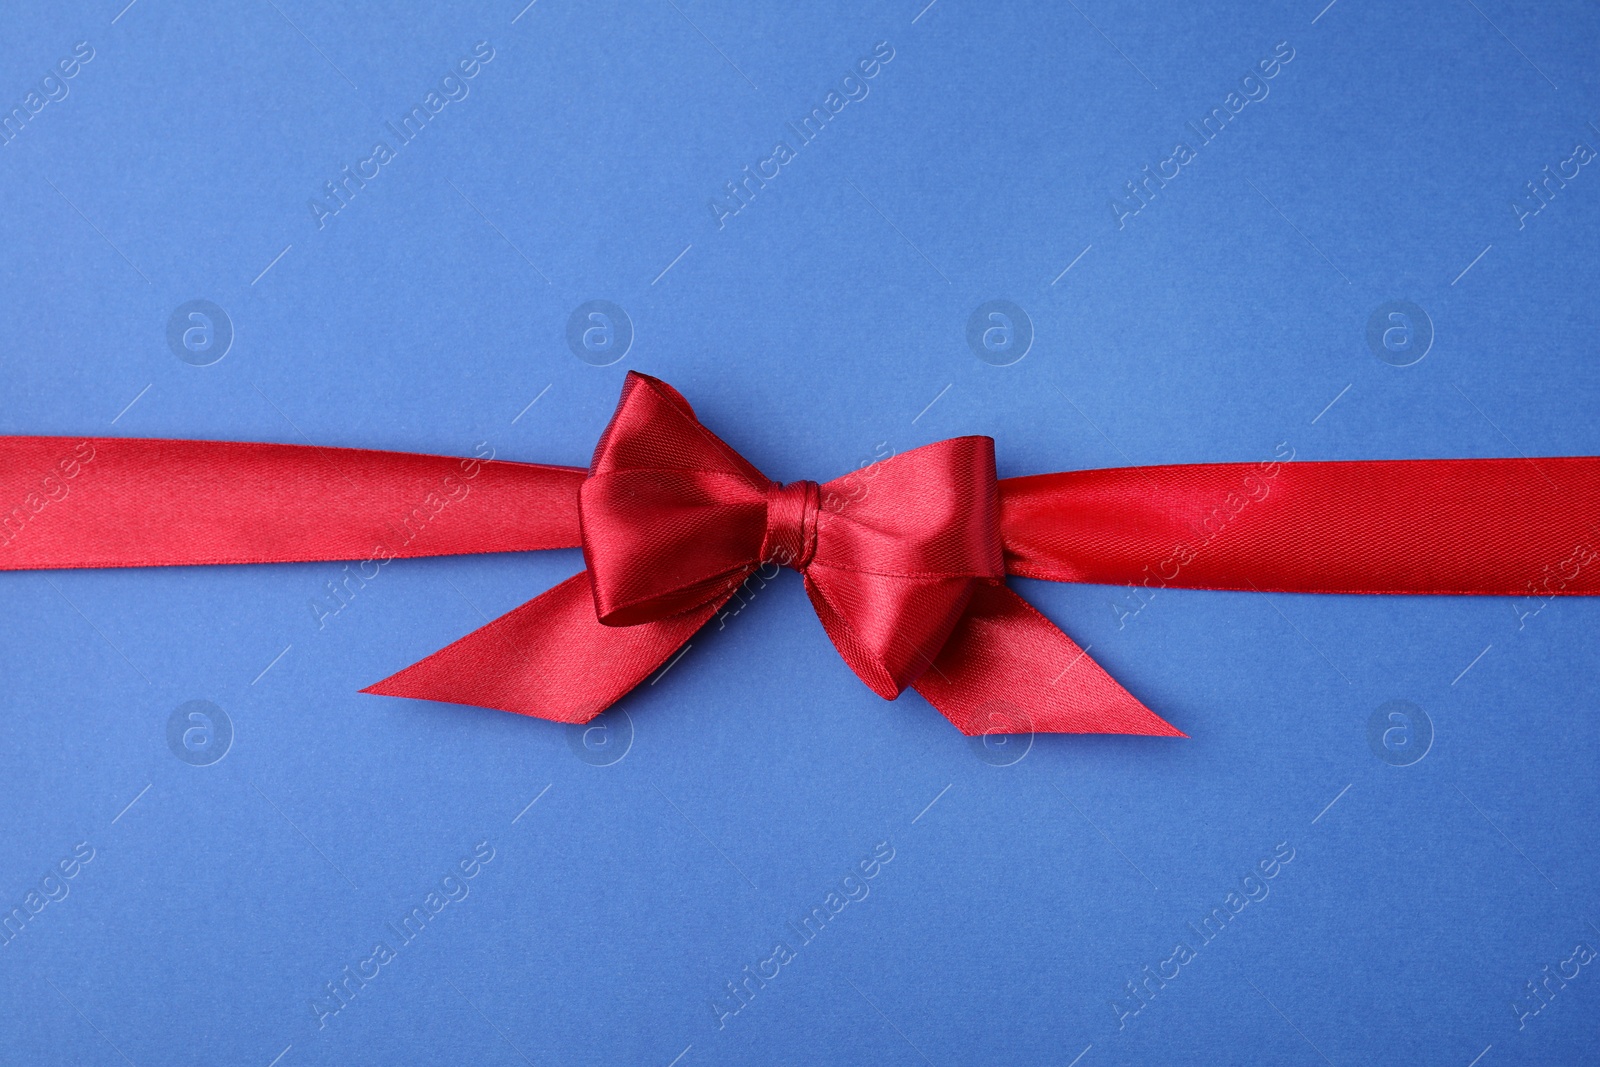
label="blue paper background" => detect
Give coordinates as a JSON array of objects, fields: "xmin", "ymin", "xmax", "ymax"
[{"xmin": 3, "ymin": 1, "xmax": 1599, "ymax": 1064}]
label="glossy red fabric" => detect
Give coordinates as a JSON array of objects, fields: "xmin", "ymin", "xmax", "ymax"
[
  {"xmin": 0, "ymin": 436, "xmax": 584, "ymax": 567},
  {"xmin": 4, "ymin": 373, "xmax": 1597, "ymax": 737},
  {"xmin": 1002, "ymin": 457, "xmax": 1600, "ymax": 595}
]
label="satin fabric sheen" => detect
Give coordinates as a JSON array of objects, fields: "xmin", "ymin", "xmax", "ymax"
[{"xmin": 4, "ymin": 372, "xmax": 1597, "ymax": 736}]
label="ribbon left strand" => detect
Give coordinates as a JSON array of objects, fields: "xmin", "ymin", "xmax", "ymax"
[{"xmin": 0, "ymin": 436, "xmax": 586, "ymax": 569}]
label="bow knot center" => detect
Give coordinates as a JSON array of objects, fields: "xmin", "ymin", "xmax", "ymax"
[{"xmin": 761, "ymin": 480, "xmax": 821, "ymax": 569}]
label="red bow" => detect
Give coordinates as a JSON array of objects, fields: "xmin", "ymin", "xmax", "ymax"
[
  {"xmin": 364, "ymin": 373, "xmax": 1175, "ymax": 735},
  {"xmin": 5, "ymin": 371, "xmax": 1599, "ymax": 737}
]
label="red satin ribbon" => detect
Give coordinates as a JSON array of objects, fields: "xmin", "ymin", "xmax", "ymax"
[{"xmin": 4, "ymin": 372, "xmax": 1598, "ymax": 736}]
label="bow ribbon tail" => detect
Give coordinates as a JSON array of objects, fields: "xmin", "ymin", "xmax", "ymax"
[
  {"xmin": 913, "ymin": 583, "xmax": 1185, "ymax": 737},
  {"xmin": 363, "ymin": 572, "xmax": 724, "ymax": 723}
]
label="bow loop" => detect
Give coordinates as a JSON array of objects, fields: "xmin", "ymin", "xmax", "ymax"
[
  {"xmin": 587, "ymin": 373, "xmax": 763, "ymax": 483},
  {"xmin": 581, "ymin": 374, "xmax": 769, "ymax": 625},
  {"xmin": 806, "ymin": 435, "xmax": 1005, "ymax": 698},
  {"xmin": 813, "ymin": 436, "xmax": 1003, "ymax": 579}
]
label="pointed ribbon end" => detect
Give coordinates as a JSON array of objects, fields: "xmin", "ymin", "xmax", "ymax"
[{"xmin": 915, "ymin": 583, "xmax": 1186, "ymax": 737}]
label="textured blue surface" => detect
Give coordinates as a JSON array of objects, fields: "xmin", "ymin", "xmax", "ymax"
[{"xmin": 3, "ymin": 2, "xmax": 1599, "ymax": 1064}]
